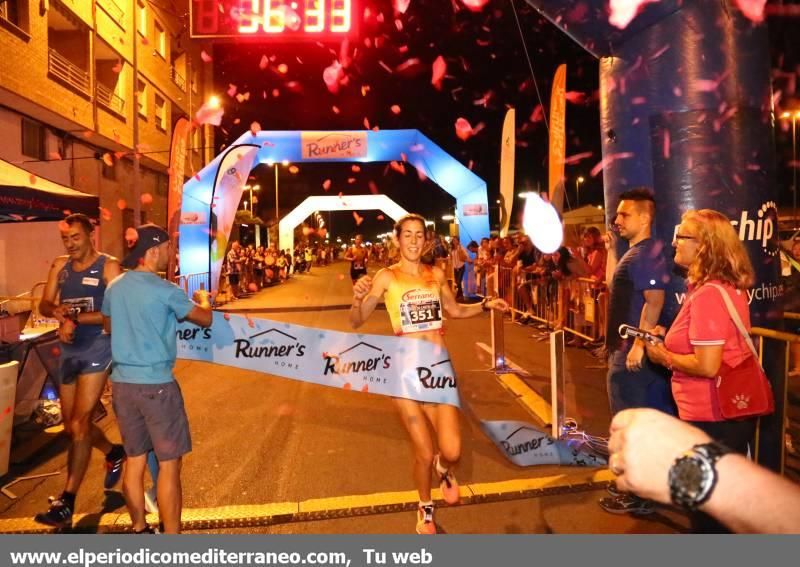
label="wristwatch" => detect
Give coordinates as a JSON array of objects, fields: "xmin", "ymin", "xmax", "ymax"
[{"xmin": 668, "ymin": 442, "xmax": 732, "ymax": 511}]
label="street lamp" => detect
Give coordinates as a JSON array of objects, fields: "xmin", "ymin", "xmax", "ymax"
[
  {"xmin": 243, "ymin": 184, "xmax": 260, "ymax": 214},
  {"xmin": 441, "ymin": 214, "xmax": 455, "ymax": 221},
  {"xmin": 575, "ymin": 176, "xmax": 585, "ymax": 208},
  {"xmin": 781, "ymin": 110, "xmax": 800, "ymax": 224}
]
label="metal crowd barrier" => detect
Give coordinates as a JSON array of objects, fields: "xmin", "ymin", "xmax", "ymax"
[{"xmin": 175, "ymin": 272, "xmax": 210, "ymax": 297}]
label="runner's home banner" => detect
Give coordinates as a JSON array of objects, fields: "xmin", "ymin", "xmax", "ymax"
[
  {"xmin": 480, "ymin": 420, "xmax": 607, "ymax": 467},
  {"xmin": 176, "ymin": 312, "xmax": 460, "ymax": 407}
]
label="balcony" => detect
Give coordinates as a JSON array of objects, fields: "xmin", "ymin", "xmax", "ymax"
[
  {"xmin": 48, "ymin": 48, "xmax": 90, "ymax": 97},
  {"xmin": 97, "ymin": 0, "xmax": 125, "ymax": 25},
  {"xmin": 96, "ymin": 82, "xmax": 125, "ymax": 116},
  {"xmin": 170, "ymin": 66, "xmax": 186, "ymax": 91}
]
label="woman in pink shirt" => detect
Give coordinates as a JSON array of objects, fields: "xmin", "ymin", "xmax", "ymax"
[{"xmin": 644, "ymin": 209, "xmax": 757, "ymax": 532}]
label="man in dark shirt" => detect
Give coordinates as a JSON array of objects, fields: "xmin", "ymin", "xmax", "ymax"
[{"xmin": 601, "ymin": 188, "xmax": 675, "ymax": 515}]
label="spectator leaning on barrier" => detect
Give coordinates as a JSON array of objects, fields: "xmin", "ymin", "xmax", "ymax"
[
  {"xmin": 600, "ymin": 187, "xmax": 674, "ymax": 516},
  {"xmin": 643, "ymin": 209, "xmax": 763, "ymax": 533},
  {"xmin": 102, "ymin": 224, "xmax": 213, "ymax": 534},
  {"xmin": 782, "ymin": 239, "xmax": 800, "ymax": 377}
]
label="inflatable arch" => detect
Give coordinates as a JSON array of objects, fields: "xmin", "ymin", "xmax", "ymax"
[
  {"xmin": 280, "ymin": 194, "xmax": 409, "ymax": 252},
  {"xmin": 179, "ymin": 129, "xmax": 489, "ymax": 297}
]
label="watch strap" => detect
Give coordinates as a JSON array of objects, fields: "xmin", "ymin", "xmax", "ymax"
[{"xmin": 669, "ymin": 441, "xmax": 732, "ymax": 511}]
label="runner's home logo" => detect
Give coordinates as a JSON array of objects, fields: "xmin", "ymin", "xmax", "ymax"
[
  {"xmin": 234, "ymin": 328, "xmax": 307, "ymax": 366},
  {"xmin": 323, "ymin": 341, "xmax": 392, "ymax": 383},
  {"xmin": 301, "ymin": 132, "xmax": 367, "ymax": 159},
  {"xmin": 730, "ymin": 200, "xmax": 779, "ymax": 256},
  {"xmin": 500, "ymin": 425, "xmax": 555, "ymax": 457},
  {"xmin": 416, "ymin": 359, "xmax": 456, "ymax": 389}
]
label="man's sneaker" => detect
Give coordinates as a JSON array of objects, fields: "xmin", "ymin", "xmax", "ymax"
[
  {"xmin": 34, "ymin": 497, "xmax": 73, "ymax": 529},
  {"xmin": 606, "ymin": 482, "xmax": 622, "ymax": 497},
  {"xmin": 144, "ymin": 487, "xmax": 158, "ymax": 515},
  {"xmin": 433, "ymin": 454, "xmax": 460, "ymax": 505},
  {"xmin": 599, "ymin": 494, "xmax": 654, "ymax": 515},
  {"xmin": 415, "ymin": 504, "xmax": 437, "ymax": 535},
  {"xmin": 104, "ymin": 450, "xmax": 126, "ymax": 489}
]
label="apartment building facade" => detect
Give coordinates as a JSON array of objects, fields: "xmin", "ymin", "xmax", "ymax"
[{"xmin": 0, "ymin": 0, "xmax": 214, "ymax": 258}]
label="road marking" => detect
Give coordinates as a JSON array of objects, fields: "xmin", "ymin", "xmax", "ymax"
[
  {"xmin": 475, "ymin": 342, "xmax": 552, "ymax": 425},
  {"xmin": 0, "ymin": 469, "xmax": 614, "ymax": 533}
]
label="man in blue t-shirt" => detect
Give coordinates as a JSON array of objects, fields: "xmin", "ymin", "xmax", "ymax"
[
  {"xmin": 600, "ymin": 188, "xmax": 675, "ymax": 516},
  {"xmin": 102, "ymin": 225, "xmax": 212, "ymax": 533}
]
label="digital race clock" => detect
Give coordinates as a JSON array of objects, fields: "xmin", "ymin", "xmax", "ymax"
[{"xmin": 191, "ymin": 0, "xmax": 355, "ymax": 39}]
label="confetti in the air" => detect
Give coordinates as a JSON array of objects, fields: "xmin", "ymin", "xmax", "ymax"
[
  {"xmin": 431, "ymin": 56, "xmax": 446, "ymax": 90},
  {"xmin": 608, "ymin": 0, "xmax": 659, "ymax": 29},
  {"xmin": 353, "ymin": 212, "xmax": 364, "ymax": 225},
  {"xmin": 201, "ymin": 50, "xmax": 212, "ymax": 63},
  {"xmin": 141, "ymin": 193, "xmax": 153, "ymax": 206}
]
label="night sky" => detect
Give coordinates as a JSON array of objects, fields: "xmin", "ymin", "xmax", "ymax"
[{"xmin": 206, "ymin": 0, "xmax": 799, "ymax": 241}]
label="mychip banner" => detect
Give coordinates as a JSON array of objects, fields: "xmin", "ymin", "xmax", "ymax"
[{"xmin": 177, "ymin": 312, "xmax": 460, "ymax": 407}]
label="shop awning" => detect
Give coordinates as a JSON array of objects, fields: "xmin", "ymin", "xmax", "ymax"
[{"xmin": 0, "ymin": 159, "xmax": 98, "ymax": 222}]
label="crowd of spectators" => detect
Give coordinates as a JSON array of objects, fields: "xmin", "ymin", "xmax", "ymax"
[{"xmin": 221, "ymin": 240, "xmax": 339, "ymax": 298}]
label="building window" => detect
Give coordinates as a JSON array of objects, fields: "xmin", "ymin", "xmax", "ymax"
[
  {"xmin": 154, "ymin": 92, "xmax": 167, "ymax": 131},
  {"xmin": 155, "ymin": 20, "xmax": 166, "ymax": 58},
  {"xmin": 136, "ymin": 0, "xmax": 146, "ymax": 36},
  {"xmin": 137, "ymin": 78, "xmax": 148, "ymax": 118},
  {"xmin": 21, "ymin": 118, "xmax": 45, "ymax": 160}
]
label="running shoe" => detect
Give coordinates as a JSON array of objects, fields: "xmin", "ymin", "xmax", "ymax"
[
  {"xmin": 415, "ymin": 505, "xmax": 437, "ymax": 535},
  {"xmin": 433, "ymin": 454, "xmax": 460, "ymax": 505},
  {"xmin": 104, "ymin": 448, "xmax": 126, "ymax": 489},
  {"xmin": 598, "ymin": 494, "xmax": 654, "ymax": 515},
  {"xmin": 34, "ymin": 497, "xmax": 73, "ymax": 529}
]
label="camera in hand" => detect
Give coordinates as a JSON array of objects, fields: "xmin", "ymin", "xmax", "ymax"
[{"xmin": 618, "ymin": 324, "xmax": 664, "ymax": 344}]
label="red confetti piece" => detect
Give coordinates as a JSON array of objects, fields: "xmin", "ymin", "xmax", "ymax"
[
  {"xmin": 323, "ymin": 61, "xmax": 344, "ymax": 94},
  {"xmin": 590, "ymin": 152, "xmax": 635, "ymax": 177},
  {"xmin": 735, "ymin": 0, "xmax": 766, "ymax": 22},
  {"xmin": 51, "ymin": 346, "xmax": 61, "ymax": 357},
  {"xmin": 390, "ymin": 104, "xmax": 402, "ymax": 114},
  {"xmin": 564, "ymin": 151, "xmax": 594, "ymax": 165},
  {"xmin": 332, "ymin": 105, "xmax": 341, "ymax": 114},
  {"xmin": 377, "ymin": 214, "xmax": 385, "ymax": 221},
  {"xmin": 272, "ymin": 88, "xmax": 280, "ymax": 98},
  {"xmin": 100, "ymin": 207, "xmax": 112, "ymax": 221},
  {"xmin": 277, "ymin": 63, "xmax": 288, "ymax": 74},
  {"xmin": 200, "ymin": 50, "xmax": 212, "ymax": 63},
  {"xmin": 353, "ymin": 212, "xmax": 364, "ymax": 225},
  {"xmin": 363, "ymin": 117, "xmax": 371, "ymax": 129},
  {"xmin": 338, "ymin": 274, "xmax": 345, "ymax": 280},
  {"xmin": 351, "ymin": 165, "xmax": 361, "ymax": 172},
  {"xmin": 361, "ymin": 384, "xmax": 369, "ymax": 393},
  {"xmin": 663, "ymin": 129, "xmax": 671, "ymax": 159},
  {"xmin": 250, "ymin": 121, "xmax": 261, "ymax": 136},
  {"xmin": 29, "ymin": 174, "xmax": 37, "ymax": 184},
  {"xmin": 389, "ymin": 161, "xmax": 406, "ymax": 174},
  {"xmin": 529, "ymin": 105, "xmax": 544, "ymax": 122},
  {"xmin": 112, "ymin": 61, "xmax": 122, "ymax": 74},
  {"xmin": 141, "ymin": 35, "xmax": 149, "ymax": 45},
  {"xmin": 259, "ymin": 55, "xmax": 268, "ymax": 70},
  {"xmin": 227, "ymin": 84, "xmax": 237, "ymax": 97},
  {"xmin": 141, "ymin": 193, "xmax": 153, "ymax": 206},
  {"xmin": 102, "ymin": 153, "xmax": 114, "ymax": 167},
  {"xmin": 460, "ymin": 0, "xmax": 490, "ymax": 11},
  {"xmin": 608, "ymin": 0, "xmax": 659, "ymax": 29},
  {"xmin": 48, "ymin": 151, "xmax": 62, "ymax": 160},
  {"xmin": 289, "ymin": 165, "xmax": 299, "ymax": 174},
  {"xmin": 394, "ymin": 0, "xmax": 410, "ymax": 14},
  {"xmin": 565, "ymin": 91, "xmax": 588, "ymax": 104},
  {"xmin": 224, "ymin": 313, "xmax": 231, "ymax": 320},
  {"xmin": 343, "ymin": 383, "xmax": 352, "ymax": 390},
  {"xmin": 455, "ymin": 117, "xmax": 476, "ymax": 141},
  {"xmin": 348, "ymin": 177, "xmax": 356, "ymax": 184},
  {"xmin": 431, "ymin": 56, "xmax": 446, "ymax": 90},
  {"xmin": 368, "ymin": 181, "xmax": 379, "ymax": 194},
  {"xmin": 323, "ymin": 179, "xmax": 332, "ymax": 191}
]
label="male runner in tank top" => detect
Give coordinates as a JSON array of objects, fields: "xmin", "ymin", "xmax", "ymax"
[
  {"xmin": 35, "ymin": 214, "xmax": 125, "ymax": 528},
  {"xmin": 344, "ymin": 234, "xmax": 369, "ymax": 283},
  {"xmin": 350, "ymin": 214, "xmax": 508, "ymax": 534}
]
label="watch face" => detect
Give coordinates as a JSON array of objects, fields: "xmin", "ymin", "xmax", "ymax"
[{"xmin": 673, "ymin": 459, "xmax": 705, "ymax": 497}]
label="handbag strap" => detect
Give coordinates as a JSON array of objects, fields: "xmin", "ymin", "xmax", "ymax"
[{"xmin": 705, "ymin": 283, "xmax": 759, "ymax": 359}]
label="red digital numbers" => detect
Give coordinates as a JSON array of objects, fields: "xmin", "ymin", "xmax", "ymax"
[{"xmin": 191, "ymin": 0, "xmax": 353, "ymax": 38}]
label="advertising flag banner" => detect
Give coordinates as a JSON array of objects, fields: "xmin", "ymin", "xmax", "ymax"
[{"xmin": 548, "ymin": 64, "xmax": 567, "ymax": 214}]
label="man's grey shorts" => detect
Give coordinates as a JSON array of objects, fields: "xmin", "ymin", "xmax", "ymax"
[{"xmin": 111, "ymin": 381, "xmax": 192, "ymax": 461}]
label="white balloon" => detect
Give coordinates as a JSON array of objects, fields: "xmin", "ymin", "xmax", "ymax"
[{"xmin": 522, "ymin": 193, "xmax": 563, "ymax": 253}]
